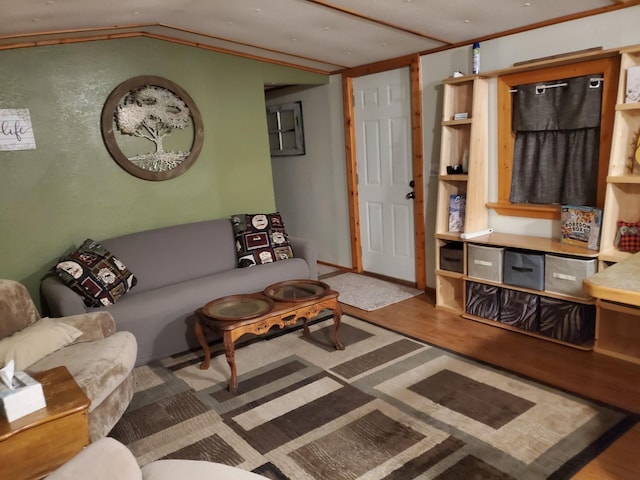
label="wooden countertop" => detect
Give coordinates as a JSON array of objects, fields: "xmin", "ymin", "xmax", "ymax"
[{"xmin": 583, "ymin": 253, "xmax": 640, "ymax": 307}]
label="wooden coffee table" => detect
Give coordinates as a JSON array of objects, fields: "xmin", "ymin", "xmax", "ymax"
[
  {"xmin": 195, "ymin": 280, "xmax": 344, "ymax": 393},
  {"xmin": 0, "ymin": 366, "xmax": 90, "ymax": 480}
]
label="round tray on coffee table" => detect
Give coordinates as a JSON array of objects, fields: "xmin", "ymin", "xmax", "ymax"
[
  {"xmin": 263, "ymin": 279, "xmax": 330, "ymax": 302},
  {"xmin": 202, "ymin": 293, "xmax": 274, "ymax": 321}
]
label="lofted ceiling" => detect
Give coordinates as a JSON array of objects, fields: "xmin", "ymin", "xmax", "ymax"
[{"xmin": 0, "ymin": 0, "xmax": 638, "ymax": 74}]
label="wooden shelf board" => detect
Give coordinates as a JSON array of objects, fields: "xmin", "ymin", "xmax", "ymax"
[
  {"xmin": 436, "ymin": 269, "xmax": 464, "ymax": 280},
  {"xmin": 464, "ymin": 232, "xmax": 599, "ymax": 258},
  {"xmin": 463, "ymin": 276, "xmax": 596, "ymax": 305},
  {"xmin": 443, "ymin": 74, "xmax": 484, "ymax": 85},
  {"xmin": 598, "ymin": 248, "xmax": 633, "ymax": 263},
  {"xmin": 434, "ymin": 303, "xmax": 463, "ymax": 315},
  {"xmin": 438, "ymin": 174, "xmax": 469, "ymax": 182},
  {"xmin": 594, "ymin": 345, "xmax": 640, "ymax": 365},
  {"xmin": 442, "ymin": 119, "xmax": 472, "ymax": 126},
  {"xmin": 435, "ymin": 232, "xmax": 463, "ymax": 241},
  {"xmin": 615, "ymin": 102, "xmax": 640, "ymax": 112},
  {"xmin": 463, "ymin": 314, "xmax": 594, "ymax": 351},
  {"xmin": 607, "ymin": 175, "xmax": 640, "ymax": 184}
]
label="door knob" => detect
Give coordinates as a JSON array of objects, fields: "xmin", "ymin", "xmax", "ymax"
[
  {"xmin": 406, "ymin": 191, "xmax": 415, "ymax": 199},
  {"xmin": 409, "ymin": 180, "xmax": 415, "ymax": 188}
]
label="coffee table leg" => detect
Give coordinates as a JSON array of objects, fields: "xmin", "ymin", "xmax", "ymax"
[
  {"xmin": 302, "ymin": 318, "xmax": 310, "ymax": 336},
  {"xmin": 223, "ymin": 331, "xmax": 238, "ymax": 393},
  {"xmin": 195, "ymin": 316, "xmax": 212, "ymax": 370},
  {"xmin": 332, "ymin": 303, "xmax": 345, "ymax": 350}
]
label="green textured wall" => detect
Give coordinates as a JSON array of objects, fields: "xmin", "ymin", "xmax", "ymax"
[{"xmin": 0, "ymin": 37, "xmax": 327, "ymax": 307}]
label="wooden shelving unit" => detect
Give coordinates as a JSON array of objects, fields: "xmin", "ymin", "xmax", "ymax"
[
  {"xmin": 589, "ymin": 45, "xmax": 640, "ymax": 364},
  {"xmin": 434, "ymin": 75, "xmax": 488, "ymax": 312},
  {"xmin": 599, "ymin": 45, "xmax": 640, "ymax": 269},
  {"xmin": 462, "ymin": 232, "xmax": 598, "ymax": 350},
  {"xmin": 433, "ymin": 46, "xmax": 640, "ymax": 359}
]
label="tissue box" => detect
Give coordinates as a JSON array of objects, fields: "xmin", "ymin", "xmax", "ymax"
[{"xmin": 0, "ymin": 371, "xmax": 46, "ymax": 422}]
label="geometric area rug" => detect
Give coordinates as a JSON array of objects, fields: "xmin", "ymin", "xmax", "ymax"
[{"xmin": 110, "ymin": 315, "xmax": 638, "ymax": 479}]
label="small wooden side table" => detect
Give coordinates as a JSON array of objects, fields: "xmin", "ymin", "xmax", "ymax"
[{"xmin": 0, "ymin": 366, "xmax": 90, "ymax": 480}]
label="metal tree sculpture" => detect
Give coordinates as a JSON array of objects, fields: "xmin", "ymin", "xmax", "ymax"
[{"xmin": 115, "ymin": 85, "xmax": 191, "ymax": 172}]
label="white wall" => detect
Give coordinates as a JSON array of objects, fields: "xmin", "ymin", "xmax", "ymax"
[
  {"xmin": 266, "ymin": 75, "xmax": 351, "ymax": 267},
  {"xmin": 272, "ymin": 6, "xmax": 640, "ymax": 282}
]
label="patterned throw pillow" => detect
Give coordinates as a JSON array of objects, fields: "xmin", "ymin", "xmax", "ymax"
[
  {"xmin": 615, "ymin": 220, "xmax": 640, "ymax": 253},
  {"xmin": 230, "ymin": 212, "xmax": 294, "ymax": 268},
  {"xmin": 53, "ymin": 239, "xmax": 137, "ymax": 307}
]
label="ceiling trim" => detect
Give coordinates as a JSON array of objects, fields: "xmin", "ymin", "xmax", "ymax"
[
  {"xmin": 307, "ymin": 0, "xmax": 453, "ymax": 46},
  {"xmin": 342, "ymin": 53, "xmax": 417, "ymax": 79},
  {"xmin": 0, "ymin": 24, "xmax": 342, "ymax": 75},
  {"xmin": 154, "ymin": 23, "xmax": 349, "ymax": 69},
  {"xmin": 417, "ymin": 0, "xmax": 640, "ymax": 56}
]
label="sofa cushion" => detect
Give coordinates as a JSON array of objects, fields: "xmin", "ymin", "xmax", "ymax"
[
  {"xmin": 53, "ymin": 239, "xmax": 137, "ymax": 307},
  {"xmin": 100, "ymin": 219, "xmax": 237, "ymax": 294},
  {"xmin": 231, "ymin": 212, "xmax": 294, "ymax": 267},
  {"xmin": 0, "ymin": 318, "xmax": 83, "ymax": 370}
]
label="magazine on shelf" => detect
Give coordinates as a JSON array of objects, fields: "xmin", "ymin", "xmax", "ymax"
[
  {"xmin": 448, "ymin": 194, "xmax": 466, "ymax": 233},
  {"xmin": 626, "ymin": 65, "xmax": 640, "ymax": 103},
  {"xmin": 560, "ymin": 205, "xmax": 602, "ymax": 250}
]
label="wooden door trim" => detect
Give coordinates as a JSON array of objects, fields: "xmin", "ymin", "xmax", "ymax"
[{"xmin": 342, "ymin": 54, "xmax": 426, "ymax": 290}]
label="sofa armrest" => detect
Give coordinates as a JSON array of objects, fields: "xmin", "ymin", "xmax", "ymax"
[
  {"xmin": 41, "ymin": 276, "xmax": 88, "ymax": 317},
  {"xmin": 289, "ymin": 236, "xmax": 318, "ymax": 280},
  {"xmin": 58, "ymin": 311, "xmax": 117, "ymax": 342}
]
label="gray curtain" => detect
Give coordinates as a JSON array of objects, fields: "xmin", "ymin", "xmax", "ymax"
[{"xmin": 510, "ymin": 75, "xmax": 603, "ymax": 205}]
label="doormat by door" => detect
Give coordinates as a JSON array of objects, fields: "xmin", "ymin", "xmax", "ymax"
[{"xmin": 323, "ymin": 272, "xmax": 423, "ymax": 310}]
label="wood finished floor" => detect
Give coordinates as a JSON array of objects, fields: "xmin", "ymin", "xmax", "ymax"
[{"xmin": 339, "ymin": 291, "xmax": 640, "ymax": 479}]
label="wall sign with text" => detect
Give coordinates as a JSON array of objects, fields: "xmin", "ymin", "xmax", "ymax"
[{"xmin": 0, "ymin": 109, "xmax": 36, "ymax": 151}]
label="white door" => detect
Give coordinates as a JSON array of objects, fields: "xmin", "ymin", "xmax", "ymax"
[{"xmin": 354, "ymin": 68, "xmax": 415, "ymax": 282}]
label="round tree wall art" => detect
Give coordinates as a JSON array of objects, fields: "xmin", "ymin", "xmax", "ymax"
[{"xmin": 101, "ymin": 76, "xmax": 204, "ymax": 181}]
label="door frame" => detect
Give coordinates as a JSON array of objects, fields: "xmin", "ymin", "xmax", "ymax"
[{"xmin": 342, "ymin": 54, "xmax": 426, "ymax": 290}]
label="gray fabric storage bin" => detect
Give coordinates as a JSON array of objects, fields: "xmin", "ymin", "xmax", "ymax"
[
  {"xmin": 467, "ymin": 244, "xmax": 504, "ymax": 283},
  {"xmin": 544, "ymin": 254, "xmax": 597, "ymax": 299},
  {"xmin": 439, "ymin": 242, "xmax": 464, "ymax": 273},
  {"xmin": 503, "ymin": 250, "xmax": 545, "ymax": 290},
  {"xmin": 539, "ymin": 297, "xmax": 596, "ymax": 345},
  {"xmin": 465, "ymin": 281, "xmax": 500, "ymax": 321},
  {"xmin": 499, "ymin": 288, "xmax": 539, "ymax": 332}
]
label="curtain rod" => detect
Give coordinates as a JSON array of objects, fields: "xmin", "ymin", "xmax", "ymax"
[{"xmin": 510, "ymin": 77, "xmax": 604, "ymax": 93}]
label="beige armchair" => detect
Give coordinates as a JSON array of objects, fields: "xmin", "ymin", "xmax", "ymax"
[
  {"xmin": 0, "ymin": 279, "xmax": 137, "ymax": 441},
  {"xmin": 46, "ymin": 437, "xmax": 268, "ymax": 480}
]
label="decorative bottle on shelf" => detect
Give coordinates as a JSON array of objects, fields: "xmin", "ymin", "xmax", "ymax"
[{"xmin": 472, "ymin": 42, "xmax": 480, "ymax": 74}]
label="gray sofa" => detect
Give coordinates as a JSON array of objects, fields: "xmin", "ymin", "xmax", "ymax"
[{"xmin": 41, "ymin": 218, "xmax": 317, "ymax": 365}]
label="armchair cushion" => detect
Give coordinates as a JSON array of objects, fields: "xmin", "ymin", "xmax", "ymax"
[
  {"xmin": 0, "ymin": 317, "xmax": 82, "ymax": 370},
  {"xmin": 57, "ymin": 311, "xmax": 117, "ymax": 343}
]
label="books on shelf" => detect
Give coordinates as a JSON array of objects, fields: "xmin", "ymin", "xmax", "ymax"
[
  {"xmin": 560, "ymin": 205, "xmax": 602, "ymax": 250},
  {"xmin": 448, "ymin": 194, "xmax": 466, "ymax": 233}
]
